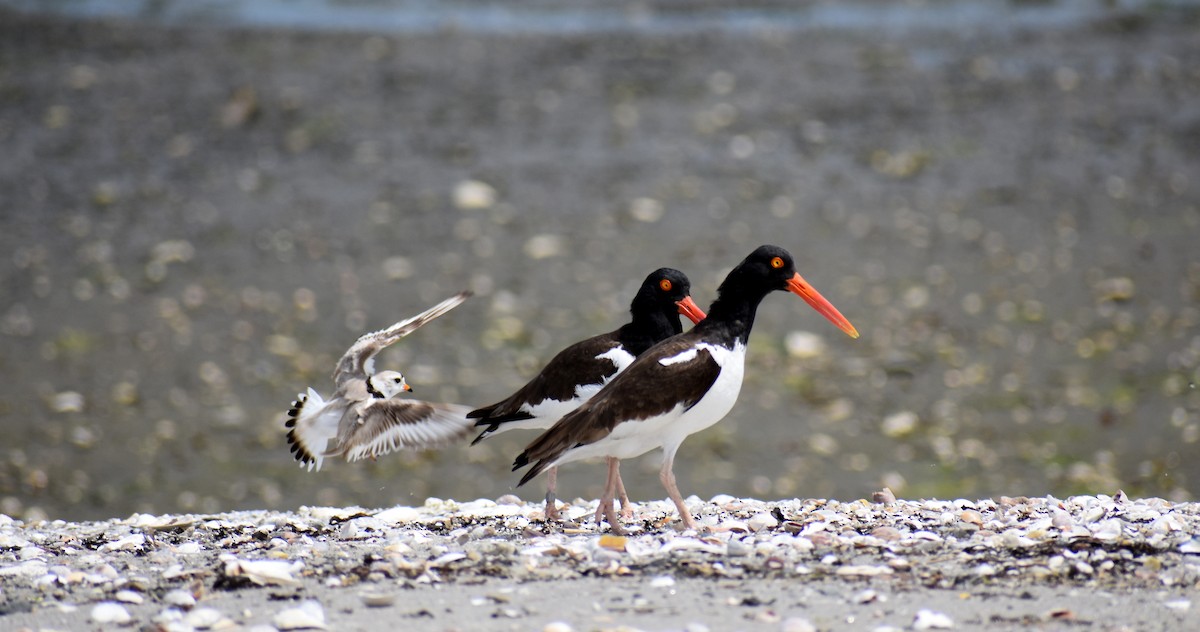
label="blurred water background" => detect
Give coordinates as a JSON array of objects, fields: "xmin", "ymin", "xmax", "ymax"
[{"xmin": 1, "ymin": 0, "xmax": 1198, "ymax": 521}]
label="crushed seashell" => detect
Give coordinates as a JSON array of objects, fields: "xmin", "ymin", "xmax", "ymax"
[
  {"xmin": 222, "ymin": 556, "xmax": 302, "ymax": 586},
  {"xmin": 91, "ymin": 602, "xmax": 132, "ymax": 625},
  {"xmin": 274, "ymin": 599, "xmax": 327, "ymax": 630},
  {"xmin": 913, "ymin": 608, "xmax": 955, "ymax": 629}
]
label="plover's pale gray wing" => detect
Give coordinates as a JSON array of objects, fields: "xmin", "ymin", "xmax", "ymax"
[
  {"xmin": 324, "ymin": 398, "xmax": 476, "ymax": 463},
  {"xmin": 332, "ymin": 291, "xmax": 472, "ymax": 392}
]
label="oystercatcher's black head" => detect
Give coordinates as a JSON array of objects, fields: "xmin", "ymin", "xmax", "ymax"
[
  {"xmin": 632, "ymin": 267, "xmax": 706, "ymax": 325},
  {"xmin": 717, "ymin": 245, "xmax": 859, "ymax": 338},
  {"xmin": 724, "ymin": 245, "xmax": 800, "ymax": 294}
]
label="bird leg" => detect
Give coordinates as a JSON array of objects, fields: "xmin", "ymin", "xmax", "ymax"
[
  {"xmin": 595, "ymin": 456, "xmax": 626, "ymax": 535},
  {"xmin": 543, "ymin": 466, "xmax": 560, "ymax": 521},
  {"xmin": 660, "ymin": 449, "xmax": 698, "ymax": 531},
  {"xmin": 615, "ymin": 463, "xmax": 635, "ymax": 521}
]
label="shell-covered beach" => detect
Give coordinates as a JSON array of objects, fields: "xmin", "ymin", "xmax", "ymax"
[
  {"xmin": 2, "ymin": 1, "xmax": 1199, "ymax": 629},
  {"xmin": 3, "ymin": 494, "xmax": 1199, "ymax": 630}
]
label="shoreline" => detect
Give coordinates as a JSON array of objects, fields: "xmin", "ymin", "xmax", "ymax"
[{"xmin": 3, "ymin": 494, "xmax": 1198, "ymax": 630}]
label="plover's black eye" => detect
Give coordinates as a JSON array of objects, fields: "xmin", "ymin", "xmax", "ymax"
[{"xmin": 394, "ymin": 377, "xmax": 402, "ymax": 383}]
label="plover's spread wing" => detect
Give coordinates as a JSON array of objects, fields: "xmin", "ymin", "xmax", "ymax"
[
  {"xmin": 325, "ymin": 398, "xmax": 476, "ymax": 462},
  {"xmin": 332, "ymin": 291, "xmax": 472, "ymax": 392}
]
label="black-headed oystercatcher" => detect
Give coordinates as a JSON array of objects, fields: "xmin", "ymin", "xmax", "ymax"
[
  {"xmin": 470, "ymin": 269, "xmax": 706, "ymax": 520},
  {"xmin": 286, "ymin": 291, "xmax": 477, "ymax": 470},
  {"xmin": 512, "ymin": 245, "xmax": 858, "ymax": 533}
]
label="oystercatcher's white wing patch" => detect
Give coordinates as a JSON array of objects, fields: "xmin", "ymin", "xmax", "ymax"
[{"xmin": 659, "ymin": 347, "xmax": 699, "ymax": 366}]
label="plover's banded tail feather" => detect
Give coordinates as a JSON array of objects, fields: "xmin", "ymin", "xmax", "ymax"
[
  {"xmin": 333, "ymin": 291, "xmax": 473, "ymax": 388},
  {"xmin": 325, "ymin": 399, "xmax": 476, "ymax": 463},
  {"xmin": 285, "ymin": 388, "xmax": 337, "ymax": 472}
]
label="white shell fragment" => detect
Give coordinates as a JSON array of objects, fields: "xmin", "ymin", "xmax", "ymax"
[
  {"xmin": 114, "ymin": 589, "xmax": 144, "ymax": 604},
  {"xmin": 913, "ymin": 608, "xmax": 955, "ymax": 629},
  {"xmin": 649, "ymin": 575, "xmax": 676, "ymax": 588},
  {"xmin": 91, "ymin": 602, "xmax": 133, "ymax": 625},
  {"xmin": 184, "ymin": 607, "xmax": 227, "ymax": 629},
  {"xmin": 274, "ymin": 599, "xmax": 327, "ymax": 630},
  {"xmin": 222, "ymin": 556, "xmax": 302, "ymax": 586},
  {"xmin": 163, "ymin": 588, "xmax": 197, "ymax": 609},
  {"xmin": 99, "ymin": 533, "xmax": 146, "ymax": 552}
]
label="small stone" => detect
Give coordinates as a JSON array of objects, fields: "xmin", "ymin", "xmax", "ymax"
[{"xmin": 543, "ymin": 623, "xmax": 574, "ymax": 632}]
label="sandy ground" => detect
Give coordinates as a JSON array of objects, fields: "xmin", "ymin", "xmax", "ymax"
[{"xmin": 3, "ymin": 494, "xmax": 1199, "ymax": 630}]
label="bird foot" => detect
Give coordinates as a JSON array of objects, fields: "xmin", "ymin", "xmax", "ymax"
[
  {"xmin": 544, "ymin": 492, "xmax": 561, "ymax": 522},
  {"xmin": 619, "ymin": 503, "xmax": 635, "ymax": 522}
]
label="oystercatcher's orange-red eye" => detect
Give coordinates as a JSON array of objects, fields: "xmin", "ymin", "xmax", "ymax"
[
  {"xmin": 659, "ymin": 279, "xmax": 673, "ymax": 291},
  {"xmin": 770, "ymin": 257, "xmax": 785, "ymax": 269}
]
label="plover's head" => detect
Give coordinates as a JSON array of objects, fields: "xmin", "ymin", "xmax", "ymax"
[{"xmin": 368, "ymin": 370, "xmax": 412, "ymax": 398}]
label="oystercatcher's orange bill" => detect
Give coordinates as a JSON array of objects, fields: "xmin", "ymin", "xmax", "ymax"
[
  {"xmin": 675, "ymin": 296, "xmax": 707, "ymax": 325},
  {"xmin": 786, "ymin": 272, "xmax": 859, "ymax": 339}
]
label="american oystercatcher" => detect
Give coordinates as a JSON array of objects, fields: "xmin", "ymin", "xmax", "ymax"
[
  {"xmin": 512, "ymin": 245, "xmax": 859, "ymax": 533},
  {"xmin": 470, "ymin": 268, "xmax": 706, "ymax": 520},
  {"xmin": 286, "ymin": 291, "xmax": 476, "ymax": 471}
]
